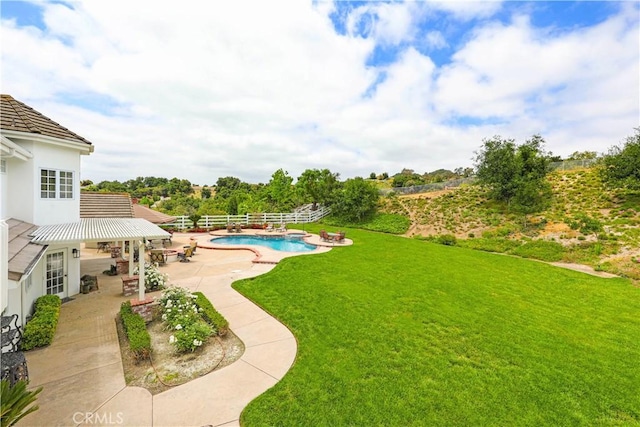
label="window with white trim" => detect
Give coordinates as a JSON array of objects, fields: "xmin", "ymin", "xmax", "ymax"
[
  {"xmin": 40, "ymin": 169, "xmax": 74, "ymax": 199},
  {"xmin": 60, "ymin": 171, "xmax": 73, "ymax": 198},
  {"xmin": 41, "ymin": 169, "xmax": 56, "ymax": 198},
  {"xmin": 0, "ymin": 159, "xmax": 6, "ymax": 173}
]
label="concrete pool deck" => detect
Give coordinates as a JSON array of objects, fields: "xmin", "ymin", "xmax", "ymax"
[{"xmin": 21, "ymin": 230, "xmax": 350, "ymax": 426}]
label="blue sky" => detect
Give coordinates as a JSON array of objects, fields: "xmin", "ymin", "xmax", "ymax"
[{"xmin": 1, "ymin": 1, "xmax": 638, "ymax": 184}]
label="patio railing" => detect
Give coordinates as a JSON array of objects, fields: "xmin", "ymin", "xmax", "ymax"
[{"xmin": 163, "ymin": 205, "xmax": 331, "ymax": 230}]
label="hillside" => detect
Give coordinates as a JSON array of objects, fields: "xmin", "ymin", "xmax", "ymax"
[{"xmin": 379, "ymin": 168, "xmax": 640, "ymax": 281}]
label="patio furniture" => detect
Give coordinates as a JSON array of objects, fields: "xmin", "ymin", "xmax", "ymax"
[
  {"xmin": 150, "ymin": 249, "xmax": 167, "ymax": 266},
  {"xmin": 235, "ymin": 223, "xmax": 243, "ymax": 233},
  {"xmin": 1, "ymin": 350, "xmax": 29, "ymax": 386},
  {"xmin": 227, "ymin": 223, "xmax": 235, "ymax": 233},
  {"xmin": 319, "ymin": 230, "xmax": 331, "ymax": 242},
  {"xmin": 265, "ymin": 223, "xmax": 274, "ymax": 232},
  {"xmin": 334, "ymin": 232, "xmax": 346, "ymax": 243},
  {"xmin": 110, "ymin": 246, "xmax": 122, "ymax": 258},
  {"xmin": 276, "ymin": 224, "xmax": 287, "ymax": 232},
  {"xmin": 1, "ymin": 315, "xmax": 22, "ymax": 353},
  {"xmin": 80, "ymin": 275, "xmax": 99, "ymax": 293},
  {"xmin": 97, "ymin": 242, "xmax": 111, "ymax": 253},
  {"xmin": 177, "ymin": 245, "xmax": 194, "ymax": 262}
]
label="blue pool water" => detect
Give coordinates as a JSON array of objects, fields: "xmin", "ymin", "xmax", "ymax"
[{"xmin": 211, "ymin": 235, "xmax": 316, "ymax": 252}]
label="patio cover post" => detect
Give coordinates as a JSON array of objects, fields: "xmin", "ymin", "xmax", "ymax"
[
  {"xmin": 138, "ymin": 239, "xmax": 146, "ymax": 301},
  {"xmin": 128, "ymin": 239, "xmax": 135, "ymax": 278}
]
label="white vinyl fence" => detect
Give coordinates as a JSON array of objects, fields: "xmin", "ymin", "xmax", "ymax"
[{"xmin": 163, "ymin": 205, "xmax": 331, "ymax": 230}]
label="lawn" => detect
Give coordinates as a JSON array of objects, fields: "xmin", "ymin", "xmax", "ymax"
[{"xmin": 234, "ymin": 226, "xmax": 640, "ymax": 426}]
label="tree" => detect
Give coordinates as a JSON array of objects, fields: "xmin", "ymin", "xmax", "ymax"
[
  {"xmin": 265, "ymin": 169, "xmax": 295, "ymax": 211},
  {"xmin": 80, "ymin": 179, "xmax": 93, "ymax": 187},
  {"xmin": 369, "ymin": 172, "xmax": 377, "ymax": 179},
  {"xmin": 201, "ymin": 186, "xmax": 211, "ymax": 199},
  {"xmin": 567, "ymin": 151, "xmax": 598, "ymax": 161},
  {"xmin": 331, "ymin": 177, "xmax": 379, "ymax": 222},
  {"xmin": 474, "ymin": 134, "xmax": 552, "ymax": 211},
  {"xmin": 600, "ymin": 128, "xmax": 640, "ymax": 190},
  {"xmin": 296, "ymin": 169, "xmax": 339, "ymax": 210}
]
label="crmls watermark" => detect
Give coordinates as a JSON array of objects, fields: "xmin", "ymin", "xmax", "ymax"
[{"xmin": 72, "ymin": 412, "xmax": 124, "ymax": 425}]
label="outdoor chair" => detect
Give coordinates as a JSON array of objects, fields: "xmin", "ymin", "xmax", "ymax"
[
  {"xmin": 227, "ymin": 223, "xmax": 234, "ymax": 233},
  {"xmin": 1, "ymin": 314, "xmax": 22, "ymax": 354},
  {"xmin": 177, "ymin": 245, "xmax": 194, "ymax": 262},
  {"xmin": 334, "ymin": 231, "xmax": 346, "ymax": 243},
  {"xmin": 319, "ymin": 230, "xmax": 331, "ymax": 242},
  {"xmin": 235, "ymin": 223, "xmax": 243, "ymax": 233},
  {"xmin": 189, "ymin": 240, "xmax": 198, "ymax": 255},
  {"xmin": 265, "ymin": 223, "xmax": 274, "ymax": 232},
  {"xmin": 276, "ymin": 224, "xmax": 287, "ymax": 232},
  {"xmin": 97, "ymin": 242, "xmax": 111, "ymax": 253}
]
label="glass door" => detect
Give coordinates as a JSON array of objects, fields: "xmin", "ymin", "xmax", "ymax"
[{"xmin": 45, "ymin": 251, "xmax": 66, "ymax": 297}]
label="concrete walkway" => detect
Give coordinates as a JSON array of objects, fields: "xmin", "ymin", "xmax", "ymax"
[{"xmin": 21, "ymin": 231, "xmax": 338, "ymax": 426}]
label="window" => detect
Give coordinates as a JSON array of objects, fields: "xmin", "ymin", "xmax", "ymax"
[
  {"xmin": 41, "ymin": 169, "xmax": 56, "ymax": 198},
  {"xmin": 60, "ymin": 171, "xmax": 73, "ymax": 199},
  {"xmin": 0, "ymin": 159, "xmax": 6, "ymax": 173},
  {"xmin": 40, "ymin": 169, "xmax": 73, "ymax": 199}
]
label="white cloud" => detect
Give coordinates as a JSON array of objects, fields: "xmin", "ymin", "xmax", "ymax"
[
  {"xmin": 425, "ymin": 31, "xmax": 448, "ymax": 50},
  {"xmin": 0, "ymin": 0, "xmax": 637, "ymax": 184},
  {"xmin": 428, "ymin": 0, "xmax": 504, "ymax": 21}
]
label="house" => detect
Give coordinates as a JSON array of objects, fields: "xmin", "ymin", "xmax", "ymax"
[{"xmin": 1, "ymin": 94, "xmax": 169, "ymax": 326}]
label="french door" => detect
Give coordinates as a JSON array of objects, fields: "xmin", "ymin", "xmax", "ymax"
[{"xmin": 45, "ymin": 251, "xmax": 66, "ymax": 298}]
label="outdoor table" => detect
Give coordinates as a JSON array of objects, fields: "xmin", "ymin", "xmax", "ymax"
[{"xmin": 1, "ymin": 351, "xmax": 29, "ymax": 386}]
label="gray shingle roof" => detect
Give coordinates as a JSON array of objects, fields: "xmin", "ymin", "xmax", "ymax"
[
  {"xmin": 7, "ymin": 219, "xmax": 48, "ymax": 281},
  {"xmin": 80, "ymin": 192, "xmax": 134, "ymax": 218},
  {"xmin": 0, "ymin": 94, "xmax": 93, "ymax": 145}
]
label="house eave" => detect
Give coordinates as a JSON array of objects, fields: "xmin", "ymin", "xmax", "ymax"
[{"xmin": 1, "ymin": 130, "xmax": 94, "ymax": 155}]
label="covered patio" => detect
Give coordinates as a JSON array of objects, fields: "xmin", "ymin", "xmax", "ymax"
[{"xmin": 31, "ymin": 218, "xmax": 172, "ymax": 302}]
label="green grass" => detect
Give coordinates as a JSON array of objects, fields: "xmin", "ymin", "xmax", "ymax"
[{"xmin": 235, "ymin": 226, "xmax": 640, "ymax": 426}]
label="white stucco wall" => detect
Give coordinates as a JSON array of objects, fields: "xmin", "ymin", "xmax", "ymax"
[
  {"xmin": 31, "ymin": 142, "xmax": 81, "ymax": 225},
  {"xmin": 4, "ymin": 141, "xmax": 35, "ymax": 223},
  {"xmin": 0, "ymin": 220, "xmax": 8, "ymax": 313},
  {"xmin": 1, "ymin": 159, "xmax": 7, "ymax": 220}
]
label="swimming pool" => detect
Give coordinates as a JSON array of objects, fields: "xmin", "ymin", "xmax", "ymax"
[{"xmin": 211, "ymin": 235, "xmax": 316, "ymax": 252}]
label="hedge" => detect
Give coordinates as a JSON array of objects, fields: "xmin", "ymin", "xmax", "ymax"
[
  {"xmin": 193, "ymin": 292, "xmax": 229, "ymax": 336},
  {"xmin": 119, "ymin": 302, "xmax": 151, "ymax": 361},
  {"xmin": 21, "ymin": 295, "xmax": 61, "ymax": 351}
]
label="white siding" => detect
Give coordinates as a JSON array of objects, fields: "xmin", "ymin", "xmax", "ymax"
[
  {"xmin": 0, "ymin": 220, "xmax": 7, "ymax": 313},
  {"xmin": 31, "ymin": 143, "xmax": 81, "ymax": 225},
  {"xmin": 5, "ymin": 141, "xmax": 35, "ymax": 223}
]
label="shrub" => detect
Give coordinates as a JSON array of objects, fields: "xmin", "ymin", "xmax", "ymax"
[
  {"xmin": 133, "ymin": 262, "xmax": 169, "ymax": 291},
  {"xmin": 458, "ymin": 238, "xmax": 522, "ymax": 254},
  {"xmin": 1, "ymin": 379, "xmax": 43, "ymax": 427},
  {"xmin": 193, "ymin": 292, "xmax": 229, "ymax": 336},
  {"xmin": 324, "ymin": 213, "xmax": 410, "ymax": 234},
  {"xmin": 435, "ymin": 234, "xmax": 457, "ymax": 246},
  {"xmin": 512, "ymin": 240, "xmax": 565, "ymax": 262},
  {"xmin": 120, "ymin": 301, "xmax": 151, "ymax": 361},
  {"xmin": 21, "ymin": 295, "xmax": 61, "ymax": 351},
  {"xmin": 159, "ymin": 286, "xmax": 213, "ymax": 352}
]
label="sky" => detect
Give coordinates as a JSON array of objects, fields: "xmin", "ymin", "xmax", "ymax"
[{"xmin": 1, "ymin": 0, "xmax": 638, "ymax": 185}]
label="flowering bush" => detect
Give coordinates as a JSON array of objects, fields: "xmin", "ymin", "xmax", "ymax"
[
  {"xmin": 159, "ymin": 286, "xmax": 213, "ymax": 352},
  {"xmin": 133, "ymin": 262, "xmax": 169, "ymax": 291}
]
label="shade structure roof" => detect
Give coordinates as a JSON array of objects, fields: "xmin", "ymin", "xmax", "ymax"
[
  {"xmin": 30, "ymin": 218, "xmax": 171, "ymax": 244},
  {"xmin": 133, "ymin": 204, "xmax": 176, "ymax": 224}
]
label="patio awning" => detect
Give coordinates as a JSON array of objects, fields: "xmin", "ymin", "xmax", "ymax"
[{"xmin": 30, "ymin": 218, "xmax": 171, "ymax": 244}]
